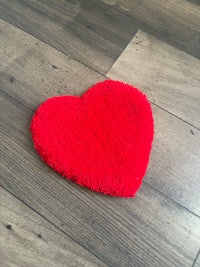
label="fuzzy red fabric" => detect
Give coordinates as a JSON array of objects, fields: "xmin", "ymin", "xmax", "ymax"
[{"xmin": 30, "ymin": 80, "xmax": 154, "ymax": 197}]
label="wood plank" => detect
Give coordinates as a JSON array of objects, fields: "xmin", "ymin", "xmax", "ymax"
[
  {"xmin": 193, "ymin": 251, "xmax": 200, "ymax": 267},
  {"xmin": 147, "ymin": 105, "xmax": 200, "ymax": 216},
  {"xmin": 108, "ymin": 31, "xmax": 200, "ymax": 216},
  {"xmin": 2, "ymin": 78, "xmax": 200, "ymax": 218},
  {"xmin": 1, "ymin": 94, "xmax": 200, "ymax": 267},
  {"xmin": 0, "ymin": 0, "xmax": 138, "ymax": 74},
  {"xmin": 101, "ymin": 0, "xmax": 200, "ymax": 32},
  {"xmin": 0, "ymin": 186, "xmax": 106, "ymax": 267},
  {"xmin": 1, "ymin": 19, "xmax": 200, "ymax": 216},
  {"xmin": 107, "ymin": 30, "xmax": 200, "ymax": 129},
  {"xmin": 0, "ymin": 18, "xmax": 104, "ymax": 109},
  {"xmin": 0, "ymin": 16, "xmax": 200, "ymax": 214},
  {"xmin": 0, "ymin": 0, "xmax": 200, "ymax": 76},
  {"xmin": 187, "ymin": 0, "xmax": 200, "ymax": 6},
  {"xmin": 0, "ymin": 19, "xmax": 200, "ymax": 266},
  {"xmin": 101, "ymin": 0, "xmax": 200, "ymax": 59}
]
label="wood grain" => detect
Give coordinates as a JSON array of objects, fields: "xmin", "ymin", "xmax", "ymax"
[
  {"xmin": 0, "ymin": 0, "xmax": 138, "ymax": 74},
  {"xmin": 100, "ymin": 0, "xmax": 200, "ymax": 59},
  {"xmin": 147, "ymin": 105, "xmax": 200, "ymax": 216},
  {"xmin": 107, "ymin": 30, "xmax": 200, "ymax": 129},
  {"xmin": 0, "ymin": 18, "xmax": 104, "ymax": 110},
  {"xmin": 1, "ymin": 94, "xmax": 200, "ymax": 267},
  {"xmin": 101, "ymin": 0, "xmax": 200, "ymax": 32},
  {"xmin": 108, "ymin": 30, "xmax": 200, "ymax": 216},
  {"xmin": 0, "ymin": 19, "xmax": 200, "ymax": 266},
  {"xmin": 0, "ymin": 186, "xmax": 106, "ymax": 267},
  {"xmin": 0, "ymin": 0, "xmax": 199, "ymax": 76},
  {"xmin": 1, "ymin": 19, "xmax": 200, "ymax": 216}
]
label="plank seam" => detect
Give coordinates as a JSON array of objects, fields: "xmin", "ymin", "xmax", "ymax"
[
  {"xmin": 192, "ymin": 249, "xmax": 200, "ymax": 267},
  {"xmin": 0, "ymin": 18, "xmax": 199, "ymax": 130},
  {"xmin": 1, "ymin": 89, "xmax": 200, "ymax": 218},
  {"xmin": 0, "ymin": 184, "xmax": 109, "ymax": 267}
]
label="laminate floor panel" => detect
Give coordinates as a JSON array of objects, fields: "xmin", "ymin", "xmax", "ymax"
[
  {"xmin": 0, "ymin": 186, "xmax": 106, "ymax": 267},
  {"xmin": 1, "ymin": 1, "xmax": 200, "ymax": 266},
  {"xmin": 107, "ymin": 30, "xmax": 200, "ymax": 216},
  {"xmin": 0, "ymin": 0, "xmax": 200, "ymax": 74},
  {"xmin": 107, "ymin": 30, "xmax": 200, "ymax": 129},
  {"xmin": 0, "ymin": 0, "xmax": 138, "ymax": 74},
  {"xmin": 1, "ymin": 95, "xmax": 199, "ymax": 266}
]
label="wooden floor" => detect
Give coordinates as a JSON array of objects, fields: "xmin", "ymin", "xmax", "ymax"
[{"xmin": 0, "ymin": 0, "xmax": 200, "ymax": 266}]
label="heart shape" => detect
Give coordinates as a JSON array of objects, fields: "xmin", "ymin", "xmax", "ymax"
[{"xmin": 31, "ymin": 80, "xmax": 154, "ymax": 197}]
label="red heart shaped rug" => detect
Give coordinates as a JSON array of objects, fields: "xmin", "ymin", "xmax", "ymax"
[{"xmin": 31, "ymin": 80, "xmax": 154, "ymax": 197}]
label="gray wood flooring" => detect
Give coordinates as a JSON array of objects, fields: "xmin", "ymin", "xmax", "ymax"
[
  {"xmin": 194, "ymin": 252, "xmax": 200, "ymax": 267},
  {"xmin": 0, "ymin": 186, "xmax": 106, "ymax": 267},
  {"xmin": 0, "ymin": 0, "xmax": 200, "ymax": 73},
  {"xmin": 0, "ymin": 1, "xmax": 200, "ymax": 266}
]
